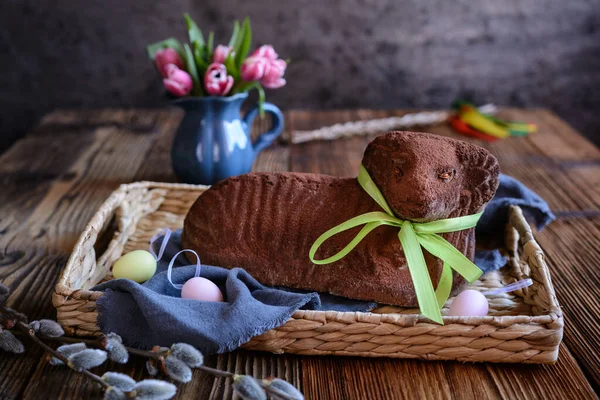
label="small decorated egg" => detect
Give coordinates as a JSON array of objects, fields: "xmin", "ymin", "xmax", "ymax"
[
  {"xmin": 181, "ymin": 277, "xmax": 224, "ymax": 302},
  {"xmin": 112, "ymin": 250, "xmax": 157, "ymax": 283},
  {"xmin": 448, "ymin": 289, "xmax": 488, "ymax": 317}
]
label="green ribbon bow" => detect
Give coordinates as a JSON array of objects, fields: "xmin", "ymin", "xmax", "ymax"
[{"xmin": 309, "ymin": 165, "xmax": 483, "ymax": 324}]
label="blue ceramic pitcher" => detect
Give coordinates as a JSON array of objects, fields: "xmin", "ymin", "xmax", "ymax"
[{"xmin": 171, "ymin": 92, "xmax": 284, "ymax": 185}]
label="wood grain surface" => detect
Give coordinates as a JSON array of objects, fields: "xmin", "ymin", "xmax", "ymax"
[{"xmin": 0, "ymin": 107, "xmax": 598, "ymax": 399}]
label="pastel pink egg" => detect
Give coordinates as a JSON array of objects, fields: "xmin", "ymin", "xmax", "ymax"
[
  {"xmin": 181, "ymin": 277, "xmax": 224, "ymax": 302},
  {"xmin": 448, "ymin": 290, "xmax": 489, "ymax": 317}
]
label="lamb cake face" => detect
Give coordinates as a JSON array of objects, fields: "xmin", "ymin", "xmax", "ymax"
[{"xmin": 181, "ymin": 131, "xmax": 500, "ymax": 306}]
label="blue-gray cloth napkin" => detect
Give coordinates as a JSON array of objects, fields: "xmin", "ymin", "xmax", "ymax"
[
  {"xmin": 96, "ymin": 262, "xmax": 318, "ymax": 353},
  {"xmin": 94, "ymin": 173, "xmax": 554, "ymax": 353},
  {"xmin": 475, "ymin": 174, "xmax": 555, "ymax": 272},
  {"xmin": 95, "ymin": 230, "xmax": 376, "ymax": 353}
]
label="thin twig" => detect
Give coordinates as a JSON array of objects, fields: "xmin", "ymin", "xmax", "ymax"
[
  {"xmin": 32, "ymin": 334, "xmax": 236, "ymax": 379},
  {"xmin": 125, "ymin": 346, "xmax": 161, "ymax": 359},
  {"xmin": 38, "ymin": 335, "xmax": 104, "ymax": 349},
  {"xmin": 121, "ymin": 346, "xmax": 236, "ymax": 378},
  {"xmin": 197, "ymin": 365, "xmax": 234, "ymax": 378},
  {"xmin": 29, "ymin": 334, "xmax": 100, "ymax": 346},
  {"xmin": 0, "ymin": 305, "xmax": 28, "ymax": 324},
  {"xmin": 12, "ymin": 320, "xmax": 109, "ymax": 389}
]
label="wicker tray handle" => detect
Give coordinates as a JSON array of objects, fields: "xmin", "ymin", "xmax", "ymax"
[
  {"xmin": 54, "ymin": 183, "xmax": 166, "ymax": 305},
  {"xmin": 506, "ymin": 205, "xmax": 561, "ymax": 319}
]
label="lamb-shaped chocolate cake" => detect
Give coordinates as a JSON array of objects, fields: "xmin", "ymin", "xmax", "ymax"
[{"xmin": 182, "ymin": 131, "xmax": 500, "ymax": 307}]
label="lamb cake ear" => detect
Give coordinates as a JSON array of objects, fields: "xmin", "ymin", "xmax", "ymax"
[
  {"xmin": 455, "ymin": 141, "xmax": 500, "ymax": 214},
  {"xmin": 361, "ymin": 141, "xmax": 392, "ymax": 183}
]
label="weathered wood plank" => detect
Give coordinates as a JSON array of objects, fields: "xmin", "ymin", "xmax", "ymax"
[
  {"xmin": 0, "ymin": 113, "xmax": 127, "ymax": 399},
  {"xmin": 0, "ymin": 110, "xmax": 177, "ymax": 399},
  {"xmin": 301, "ymin": 355, "xmax": 504, "ymax": 400},
  {"xmin": 487, "ymin": 345, "xmax": 597, "ymax": 400},
  {"xmin": 534, "ymin": 219, "xmax": 600, "ymax": 390}
]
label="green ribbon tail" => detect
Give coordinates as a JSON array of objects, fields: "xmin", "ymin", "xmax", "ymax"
[
  {"xmin": 435, "ymin": 262, "xmax": 453, "ymax": 308},
  {"xmin": 398, "ymin": 221, "xmax": 443, "ymax": 324},
  {"xmin": 309, "ymin": 210, "xmax": 401, "ymax": 264},
  {"xmin": 416, "ymin": 233, "xmax": 483, "ymax": 283}
]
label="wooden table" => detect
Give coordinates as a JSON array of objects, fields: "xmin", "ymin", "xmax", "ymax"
[{"xmin": 0, "ymin": 108, "xmax": 598, "ymax": 399}]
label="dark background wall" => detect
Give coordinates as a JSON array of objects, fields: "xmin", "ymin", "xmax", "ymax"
[{"xmin": 2, "ymin": 0, "xmax": 600, "ymax": 153}]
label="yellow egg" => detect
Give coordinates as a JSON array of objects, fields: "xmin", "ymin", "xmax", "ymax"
[{"xmin": 112, "ymin": 250, "xmax": 157, "ymax": 283}]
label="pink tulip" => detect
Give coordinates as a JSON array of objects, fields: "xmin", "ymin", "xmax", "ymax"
[
  {"xmin": 204, "ymin": 63, "xmax": 234, "ymax": 96},
  {"xmin": 240, "ymin": 56, "xmax": 269, "ymax": 81},
  {"xmin": 261, "ymin": 59, "xmax": 287, "ymax": 89},
  {"xmin": 250, "ymin": 45, "xmax": 278, "ymax": 60},
  {"xmin": 241, "ymin": 45, "xmax": 287, "ymax": 89},
  {"xmin": 163, "ymin": 64, "xmax": 193, "ymax": 97},
  {"xmin": 155, "ymin": 48, "xmax": 184, "ymax": 77},
  {"xmin": 213, "ymin": 45, "xmax": 233, "ymax": 64}
]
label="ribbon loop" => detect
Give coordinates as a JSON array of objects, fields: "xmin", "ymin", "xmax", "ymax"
[
  {"xmin": 309, "ymin": 212, "xmax": 403, "ymax": 264},
  {"xmin": 149, "ymin": 228, "xmax": 172, "ymax": 261},
  {"xmin": 309, "ymin": 164, "xmax": 484, "ymax": 324},
  {"xmin": 150, "ymin": 230, "xmax": 203, "ymax": 290},
  {"xmin": 167, "ymin": 249, "xmax": 202, "ymax": 290}
]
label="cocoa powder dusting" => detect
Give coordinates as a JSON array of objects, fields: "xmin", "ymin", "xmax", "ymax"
[{"xmin": 182, "ymin": 131, "xmax": 500, "ymax": 306}]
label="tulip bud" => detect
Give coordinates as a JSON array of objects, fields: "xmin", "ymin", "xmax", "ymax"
[
  {"xmin": 240, "ymin": 57, "xmax": 268, "ymax": 82},
  {"xmin": 154, "ymin": 48, "xmax": 184, "ymax": 77},
  {"xmin": 240, "ymin": 45, "xmax": 287, "ymax": 89},
  {"xmin": 163, "ymin": 64, "xmax": 193, "ymax": 97},
  {"xmin": 204, "ymin": 63, "xmax": 234, "ymax": 96},
  {"xmin": 260, "ymin": 59, "xmax": 287, "ymax": 89},
  {"xmin": 213, "ymin": 45, "xmax": 233, "ymax": 64},
  {"xmin": 250, "ymin": 45, "xmax": 278, "ymax": 61}
]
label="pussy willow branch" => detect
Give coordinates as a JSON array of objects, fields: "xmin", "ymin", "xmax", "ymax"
[
  {"xmin": 1, "ymin": 309, "xmax": 109, "ymax": 389},
  {"xmin": 35, "ymin": 334, "xmax": 235, "ymax": 378},
  {"xmin": 27, "ymin": 332, "xmax": 297, "ymax": 399}
]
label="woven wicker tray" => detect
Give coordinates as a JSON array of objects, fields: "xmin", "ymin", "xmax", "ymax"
[{"xmin": 54, "ymin": 181, "xmax": 563, "ymax": 364}]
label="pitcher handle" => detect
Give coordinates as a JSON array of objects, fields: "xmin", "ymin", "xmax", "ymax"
[{"xmin": 243, "ymin": 102, "xmax": 284, "ymax": 154}]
